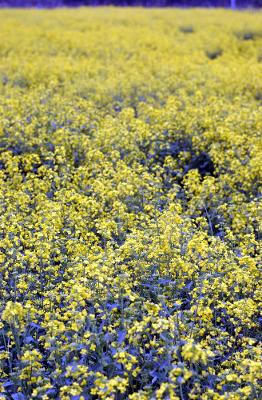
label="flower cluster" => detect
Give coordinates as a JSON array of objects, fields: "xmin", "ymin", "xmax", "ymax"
[{"xmin": 0, "ymin": 7, "xmax": 261, "ymax": 400}]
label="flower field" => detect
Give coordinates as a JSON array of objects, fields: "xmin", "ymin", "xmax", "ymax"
[{"xmin": 0, "ymin": 7, "xmax": 261, "ymax": 399}]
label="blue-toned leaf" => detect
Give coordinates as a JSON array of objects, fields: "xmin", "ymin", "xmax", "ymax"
[
  {"xmin": 11, "ymin": 394, "xmax": 26, "ymax": 400},
  {"xmin": 117, "ymin": 330, "xmax": 126, "ymax": 344}
]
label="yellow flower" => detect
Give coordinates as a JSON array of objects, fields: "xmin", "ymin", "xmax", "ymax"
[{"xmin": 1, "ymin": 301, "xmax": 26, "ymax": 327}]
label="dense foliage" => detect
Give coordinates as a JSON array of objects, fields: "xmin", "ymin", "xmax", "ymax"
[
  {"xmin": 1, "ymin": 1, "xmax": 262, "ymax": 9},
  {"xmin": 0, "ymin": 7, "xmax": 261, "ymax": 400}
]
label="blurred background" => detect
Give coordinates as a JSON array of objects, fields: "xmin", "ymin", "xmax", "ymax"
[{"xmin": 0, "ymin": 0, "xmax": 261, "ymax": 9}]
